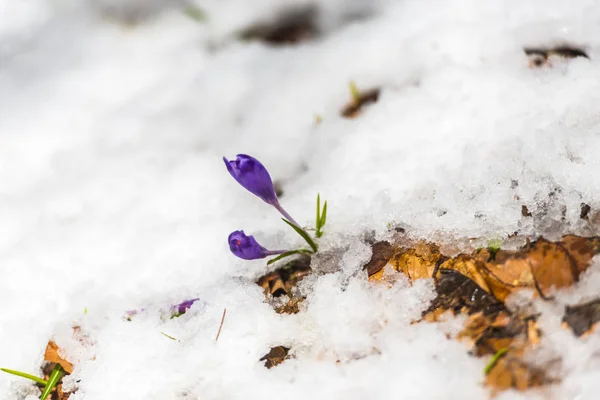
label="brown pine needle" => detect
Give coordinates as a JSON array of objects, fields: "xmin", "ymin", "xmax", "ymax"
[{"xmin": 215, "ymin": 308, "xmax": 227, "ymax": 342}]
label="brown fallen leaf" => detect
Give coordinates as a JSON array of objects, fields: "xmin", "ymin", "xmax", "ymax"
[
  {"xmin": 373, "ymin": 235, "xmax": 600, "ymax": 306},
  {"xmin": 341, "ymin": 87, "xmax": 380, "ymax": 118},
  {"xmin": 526, "ymin": 239, "xmax": 579, "ymax": 298},
  {"xmin": 364, "ymin": 241, "xmax": 394, "ymax": 276},
  {"xmin": 559, "ymin": 235, "xmax": 600, "ymax": 275},
  {"xmin": 373, "ymin": 235, "xmax": 598, "ymax": 396},
  {"xmin": 456, "ymin": 309, "xmax": 549, "ymax": 395},
  {"xmin": 260, "ymin": 346, "xmax": 291, "ymax": 369},
  {"xmin": 239, "ymin": 6, "xmax": 318, "ymax": 46},
  {"xmin": 438, "ymin": 255, "xmax": 491, "ymax": 294},
  {"xmin": 524, "ymin": 45, "xmax": 589, "ymax": 68},
  {"xmin": 477, "ymin": 237, "xmax": 599, "ymax": 301},
  {"xmin": 485, "ymin": 348, "xmax": 552, "ymax": 394},
  {"xmin": 563, "ymin": 298, "xmax": 600, "ymax": 337},
  {"xmin": 257, "ymin": 256, "xmax": 311, "ymax": 314},
  {"xmin": 257, "ymin": 256, "xmax": 311, "ymax": 297},
  {"xmin": 580, "ymin": 203, "xmax": 591, "ymax": 220},
  {"xmin": 423, "ymin": 269, "xmax": 505, "ymax": 321},
  {"xmin": 473, "ymin": 315, "xmax": 537, "ymax": 357},
  {"xmin": 44, "ymin": 341, "xmax": 74, "ymax": 374},
  {"xmin": 458, "ymin": 311, "xmax": 512, "ymax": 352}
]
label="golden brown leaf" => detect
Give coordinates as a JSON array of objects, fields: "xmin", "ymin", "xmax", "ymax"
[
  {"xmin": 391, "ymin": 242, "xmax": 441, "ymax": 280},
  {"xmin": 526, "ymin": 239, "xmax": 578, "ymax": 298},
  {"xmin": 367, "ymin": 267, "xmax": 386, "ymax": 282},
  {"xmin": 44, "ymin": 341, "xmax": 74, "ymax": 374},
  {"xmin": 438, "ymin": 255, "xmax": 491, "ymax": 294}
]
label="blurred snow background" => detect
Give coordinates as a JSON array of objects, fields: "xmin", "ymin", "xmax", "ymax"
[{"xmin": 2, "ymin": 0, "xmax": 600, "ymax": 398}]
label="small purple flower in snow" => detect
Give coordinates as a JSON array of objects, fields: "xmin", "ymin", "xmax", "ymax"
[
  {"xmin": 228, "ymin": 230, "xmax": 285, "ymax": 260},
  {"xmin": 223, "ymin": 154, "xmax": 278, "ymax": 205},
  {"xmin": 223, "ymin": 154, "xmax": 301, "ymax": 226},
  {"xmin": 173, "ymin": 298, "xmax": 200, "ymax": 315}
]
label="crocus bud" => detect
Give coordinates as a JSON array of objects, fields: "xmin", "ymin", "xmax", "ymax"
[
  {"xmin": 228, "ymin": 230, "xmax": 284, "ymax": 260},
  {"xmin": 173, "ymin": 298, "xmax": 200, "ymax": 315},
  {"xmin": 223, "ymin": 154, "xmax": 278, "ymax": 205}
]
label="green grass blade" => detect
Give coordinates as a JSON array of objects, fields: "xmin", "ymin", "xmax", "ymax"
[
  {"xmin": 484, "ymin": 348, "xmax": 508, "ymax": 375},
  {"xmin": 267, "ymin": 249, "xmax": 312, "ymax": 265},
  {"xmin": 316, "ymin": 194, "xmax": 321, "ymax": 230},
  {"xmin": 40, "ymin": 364, "xmax": 63, "ymax": 400},
  {"xmin": 1, "ymin": 368, "xmax": 48, "ymax": 385},
  {"xmin": 320, "ymin": 200, "xmax": 327, "ymax": 228},
  {"xmin": 281, "ymin": 219, "xmax": 318, "ymax": 253}
]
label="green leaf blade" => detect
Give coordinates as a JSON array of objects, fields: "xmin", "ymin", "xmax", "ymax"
[
  {"xmin": 40, "ymin": 364, "xmax": 63, "ymax": 400},
  {"xmin": 281, "ymin": 219, "xmax": 318, "ymax": 253},
  {"xmin": 1, "ymin": 368, "xmax": 48, "ymax": 385},
  {"xmin": 316, "ymin": 194, "xmax": 321, "ymax": 230},
  {"xmin": 267, "ymin": 249, "xmax": 312, "ymax": 265},
  {"xmin": 320, "ymin": 200, "xmax": 327, "ymax": 228}
]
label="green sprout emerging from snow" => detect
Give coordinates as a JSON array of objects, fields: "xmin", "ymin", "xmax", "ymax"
[{"xmin": 1, "ymin": 363, "xmax": 63, "ymax": 400}]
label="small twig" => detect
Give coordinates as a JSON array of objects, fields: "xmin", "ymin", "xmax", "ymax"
[
  {"xmin": 161, "ymin": 332, "xmax": 179, "ymax": 341},
  {"xmin": 215, "ymin": 308, "xmax": 227, "ymax": 342}
]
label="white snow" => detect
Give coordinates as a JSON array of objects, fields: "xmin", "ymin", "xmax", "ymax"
[{"xmin": 2, "ymin": 0, "xmax": 600, "ymax": 398}]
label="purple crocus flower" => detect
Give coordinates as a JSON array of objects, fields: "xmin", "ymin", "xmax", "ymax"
[
  {"xmin": 173, "ymin": 298, "xmax": 200, "ymax": 315},
  {"xmin": 223, "ymin": 154, "xmax": 277, "ymax": 204},
  {"xmin": 228, "ymin": 230, "xmax": 286, "ymax": 260},
  {"xmin": 223, "ymin": 154, "xmax": 300, "ymax": 226}
]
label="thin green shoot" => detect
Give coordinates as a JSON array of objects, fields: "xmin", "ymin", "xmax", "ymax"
[
  {"xmin": 487, "ymin": 238, "xmax": 502, "ymax": 261},
  {"xmin": 40, "ymin": 364, "xmax": 63, "ymax": 400},
  {"xmin": 484, "ymin": 348, "xmax": 508, "ymax": 375},
  {"xmin": 267, "ymin": 249, "xmax": 313, "ymax": 265},
  {"xmin": 349, "ymin": 81, "xmax": 361, "ymax": 103},
  {"xmin": 316, "ymin": 194, "xmax": 321, "ymax": 235},
  {"xmin": 315, "ymin": 194, "xmax": 327, "ymax": 238},
  {"xmin": 0, "ymin": 368, "xmax": 48, "ymax": 385},
  {"xmin": 320, "ymin": 200, "xmax": 327, "ymax": 229},
  {"xmin": 281, "ymin": 218, "xmax": 318, "ymax": 253}
]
